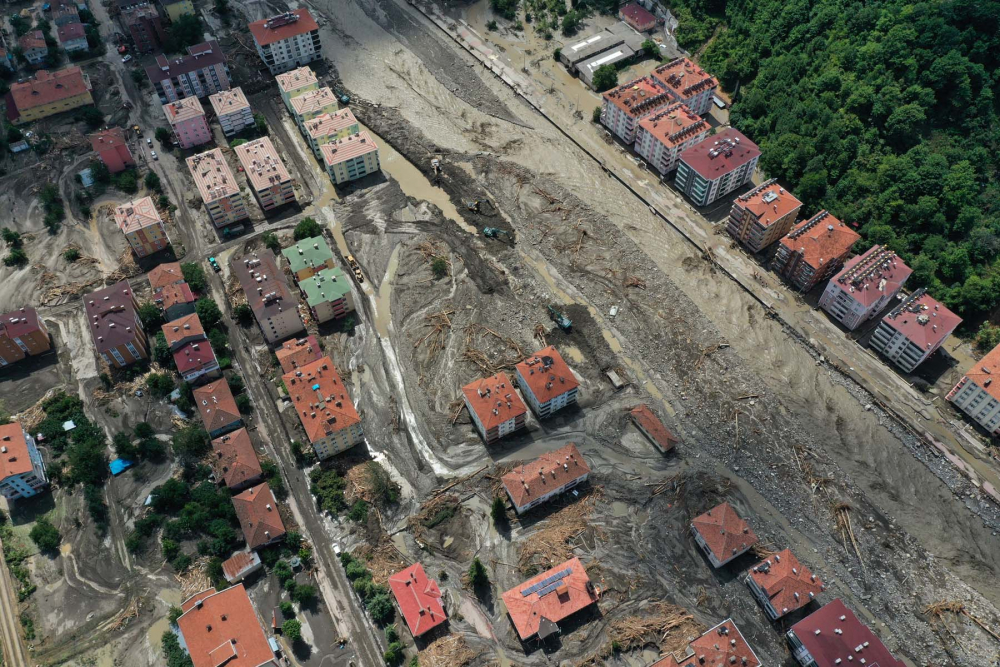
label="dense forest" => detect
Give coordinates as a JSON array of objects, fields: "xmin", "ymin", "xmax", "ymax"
[{"xmin": 695, "ymin": 0, "xmax": 1000, "ymax": 324}]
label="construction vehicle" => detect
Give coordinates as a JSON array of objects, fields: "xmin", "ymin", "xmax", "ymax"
[
  {"xmin": 483, "ymin": 227, "xmax": 512, "ymax": 240},
  {"xmin": 548, "ymin": 305, "xmax": 572, "ymax": 332},
  {"xmin": 208, "ymin": 257, "xmax": 221, "ymax": 272},
  {"xmin": 221, "ymin": 224, "xmax": 245, "ymax": 238},
  {"xmin": 335, "ymin": 89, "xmax": 350, "ymax": 105},
  {"xmin": 465, "ymin": 200, "xmax": 480, "ymax": 213},
  {"xmin": 346, "ymin": 255, "xmax": 364, "ymax": 283}
]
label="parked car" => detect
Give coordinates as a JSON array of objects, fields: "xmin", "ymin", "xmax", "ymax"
[
  {"xmin": 121, "ymin": 54, "xmax": 132, "ymax": 63},
  {"xmin": 146, "ymin": 137, "xmax": 152, "ymax": 146},
  {"xmin": 150, "ymin": 150, "xmax": 157, "ymax": 160}
]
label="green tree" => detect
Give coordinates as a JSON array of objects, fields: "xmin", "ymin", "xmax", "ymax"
[
  {"xmin": 293, "ymin": 217, "xmax": 322, "ymax": 241},
  {"xmin": 591, "ymin": 65, "xmax": 617, "ymax": 92},
  {"xmin": 29, "ymin": 518, "xmax": 61, "ymax": 554},
  {"xmin": 165, "ymin": 14, "xmax": 203, "ymax": 53},
  {"xmin": 431, "ymin": 256, "xmax": 448, "ymax": 278},
  {"xmin": 172, "ymin": 425, "xmax": 210, "ymax": 458},
  {"xmin": 113, "ymin": 431, "xmax": 139, "ymax": 460},
  {"xmin": 366, "ymin": 592, "xmax": 395, "ymax": 625},
  {"xmin": 560, "ymin": 10, "xmax": 580, "ymax": 36},
  {"xmin": 147, "ymin": 372, "xmax": 175, "ymax": 398},
  {"xmin": 153, "ymin": 331, "xmax": 172, "ymax": 366},
  {"xmin": 348, "ymin": 500, "xmax": 369, "ymax": 522},
  {"xmin": 115, "ymin": 170, "xmax": 138, "ymax": 194},
  {"xmin": 385, "ymin": 624, "xmax": 399, "ymax": 643},
  {"xmin": 233, "ymin": 303, "xmax": 253, "ymax": 325},
  {"xmin": 490, "ymin": 495, "xmax": 506, "ymax": 524},
  {"xmin": 63, "ymin": 248, "xmax": 81, "ymax": 262},
  {"xmin": 384, "ymin": 641, "xmax": 404, "ymax": 667},
  {"xmin": 181, "ymin": 263, "xmax": 207, "ymax": 292},
  {"xmin": 145, "ymin": 171, "xmax": 162, "ymax": 192},
  {"xmin": 80, "ymin": 106, "xmax": 104, "ymax": 129},
  {"xmin": 137, "ymin": 302, "xmax": 164, "ymax": 331},
  {"xmin": 468, "ymin": 557, "xmax": 488, "ymax": 587},
  {"xmin": 253, "ymin": 113, "xmax": 268, "ymax": 136},
  {"xmin": 261, "ymin": 231, "xmax": 280, "ymax": 252},
  {"xmin": 282, "ymin": 618, "xmax": 302, "ymax": 642},
  {"xmin": 155, "ymin": 127, "xmax": 171, "ymax": 144}
]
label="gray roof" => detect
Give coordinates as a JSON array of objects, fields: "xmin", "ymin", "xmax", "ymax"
[
  {"xmin": 562, "ymin": 22, "xmax": 645, "ymax": 69},
  {"xmin": 579, "ymin": 44, "xmax": 637, "ymax": 87}
]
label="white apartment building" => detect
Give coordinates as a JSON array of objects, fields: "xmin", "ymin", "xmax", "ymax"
[
  {"xmin": 817, "ymin": 246, "xmax": 912, "ymax": 330},
  {"xmin": 461, "ymin": 372, "xmax": 527, "ymax": 445},
  {"xmin": 321, "ymin": 132, "xmax": 380, "ymax": 185},
  {"xmin": 948, "ymin": 343, "xmax": 1000, "ymax": 435},
  {"xmin": 186, "ymin": 149, "xmax": 249, "ymax": 228},
  {"xmin": 870, "ymin": 288, "xmax": 961, "ymax": 373},
  {"xmin": 249, "ymin": 9, "xmax": 322, "ymax": 75},
  {"xmin": 514, "ymin": 346, "xmax": 580, "ymax": 419},
  {"xmin": 0, "ymin": 423, "xmax": 48, "ymax": 502},
  {"xmin": 233, "ymin": 137, "xmax": 296, "ymax": 212},
  {"xmin": 208, "ymin": 87, "xmax": 254, "ymax": 137},
  {"xmin": 634, "ymin": 103, "xmax": 709, "ymax": 174},
  {"xmin": 600, "ymin": 76, "xmax": 675, "ymax": 144}
]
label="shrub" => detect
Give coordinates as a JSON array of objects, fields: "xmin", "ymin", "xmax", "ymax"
[
  {"xmin": 347, "ymin": 500, "xmax": 369, "ymax": 522},
  {"xmin": 592, "ymin": 106, "xmax": 602, "ymax": 123},
  {"xmin": 235, "ymin": 393, "xmax": 252, "ymax": 414},
  {"xmin": 0, "ymin": 228, "xmax": 21, "ymax": 246},
  {"xmin": 4, "ymin": 249, "xmax": 27, "ymax": 267},
  {"xmin": 168, "ymin": 606, "xmax": 183, "ymax": 624},
  {"xmin": 155, "ymin": 127, "xmax": 170, "ymax": 144},
  {"xmin": 144, "ymin": 171, "xmax": 162, "ymax": 192},
  {"xmin": 384, "ymin": 641, "xmax": 404, "ymax": 667},
  {"xmin": 385, "ymin": 624, "xmax": 399, "ymax": 643},
  {"xmin": 63, "ymin": 247, "xmax": 81, "ymax": 262},
  {"xmin": 291, "ymin": 584, "xmax": 316, "ymax": 606},
  {"xmin": 233, "ymin": 303, "xmax": 253, "ymax": 325},
  {"xmin": 490, "ymin": 495, "xmax": 506, "ymax": 524},
  {"xmin": 553, "ymin": 47, "xmax": 561, "ymax": 60},
  {"xmin": 172, "ymin": 425, "xmax": 210, "ymax": 459},
  {"xmin": 591, "ymin": 64, "xmax": 618, "ymax": 92},
  {"xmin": 137, "ymin": 301, "xmax": 164, "ymax": 331},
  {"xmin": 345, "ymin": 560, "xmax": 369, "ymax": 581},
  {"xmin": 367, "ymin": 592, "xmax": 395, "ymax": 625},
  {"xmin": 195, "ymin": 298, "xmax": 222, "ymax": 329},
  {"xmin": 431, "ymin": 256, "xmax": 448, "ymax": 278},
  {"xmin": 368, "ymin": 462, "xmax": 400, "ymax": 507},
  {"xmin": 282, "ymin": 618, "xmax": 302, "ymax": 642},
  {"xmin": 468, "ymin": 557, "xmax": 488, "ymax": 587},
  {"xmin": 147, "ymin": 372, "xmax": 175, "ymax": 398},
  {"xmin": 80, "ymin": 106, "xmax": 104, "ymax": 129},
  {"xmin": 261, "ymin": 231, "xmax": 280, "ymax": 252},
  {"xmin": 280, "ymin": 601, "xmax": 295, "ymax": 618},
  {"xmin": 29, "ymin": 518, "xmax": 61, "ymax": 554}
]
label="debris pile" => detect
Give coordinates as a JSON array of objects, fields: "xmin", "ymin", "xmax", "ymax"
[
  {"xmin": 418, "ymin": 633, "xmax": 476, "ymax": 667},
  {"xmin": 605, "ymin": 603, "xmax": 703, "ymax": 656},
  {"xmin": 352, "ymin": 541, "xmax": 408, "ymax": 584},
  {"xmin": 518, "ymin": 487, "xmax": 603, "ymax": 571}
]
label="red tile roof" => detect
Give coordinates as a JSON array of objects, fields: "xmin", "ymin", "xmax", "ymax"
[
  {"xmin": 827, "ymin": 245, "xmax": 912, "ymax": 309},
  {"xmin": 747, "ymin": 549, "xmax": 824, "ymax": 617},
  {"xmin": 651, "ymin": 619, "xmax": 761, "ymax": 667},
  {"xmin": 276, "ymin": 335, "xmax": 323, "ymax": 374},
  {"xmin": 19, "ymin": 30, "xmax": 46, "ymax": 51},
  {"xmin": 651, "ymin": 57, "xmax": 719, "ymax": 101},
  {"xmin": 221, "ymin": 551, "xmax": 260, "ymax": 582},
  {"xmin": 283, "ymin": 356, "xmax": 360, "ymax": 444},
  {"xmin": 148, "ymin": 262, "xmax": 184, "ymax": 291},
  {"xmin": 779, "ymin": 211, "xmax": 860, "ymax": 272},
  {"xmin": 620, "ymin": 2, "xmax": 656, "ymax": 26},
  {"xmin": 691, "ymin": 502, "xmax": 757, "ymax": 564},
  {"xmin": 602, "ymin": 76, "xmax": 673, "ymax": 118},
  {"xmin": 89, "ymin": 127, "xmax": 128, "ymax": 153},
  {"xmin": 788, "ymin": 599, "xmax": 906, "ymax": 667},
  {"xmin": 952, "ymin": 343, "xmax": 1000, "ymax": 403},
  {"xmin": 320, "ymin": 131, "xmax": 379, "ymax": 166},
  {"xmin": 232, "ymin": 483, "xmax": 285, "ymax": 549},
  {"xmin": 629, "ymin": 404, "xmax": 678, "ymax": 453},
  {"xmin": 248, "ymin": 8, "xmax": 318, "ymax": 46},
  {"xmin": 211, "ymin": 428, "xmax": 262, "ymax": 490},
  {"xmin": 501, "ymin": 557, "xmax": 598, "ymax": 640},
  {"xmin": 462, "ymin": 372, "xmax": 527, "ymax": 432},
  {"xmin": 0, "ymin": 308, "xmax": 44, "ymax": 341},
  {"xmin": 515, "ymin": 346, "xmax": 579, "ymax": 405},
  {"xmin": 637, "ymin": 103, "xmax": 709, "ymax": 149},
  {"xmin": 145, "ymin": 40, "xmax": 225, "ymax": 84},
  {"xmin": 84, "ymin": 280, "xmax": 141, "ymax": 355},
  {"xmin": 57, "ymin": 21, "xmax": 86, "ymax": 43},
  {"xmin": 388, "ymin": 563, "xmax": 447, "ymax": 637},
  {"xmin": 177, "ymin": 584, "xmax": 274, "ymax": 667},
  {"xmin": 8, "ymin": 67, "xmax": 91, "ymax": 116},
  {"xmin": 502, "ymin": 443, "xmax": 590, "ymax": 511},
  {"xmin": 0, "ymin": 424, "xmax": 35, "ymax": 480},
  {"xmin": 161, "ymin": 313, "xmax": 205, "ymax": 348},
  {"xmin": 880, "ymin": 288, "xmax": 961, "ymax": 352},
  {"xmin": 679, "ymin": 128, "xmax": 760, "ymax": 180},
  {"xmin": 173, "ymin": 339, "xmax": 217, "ymax": 376},
  {"xmin": 732, "ymin": 179, "xmax": 802, "ymax": 230},
  {"xmin": 159, "ymin": 282, "xmax": 196, "ymax": 312},
  {"xmin": 192, "ymin": 379, "xmax": 241, "ymax": 434}
]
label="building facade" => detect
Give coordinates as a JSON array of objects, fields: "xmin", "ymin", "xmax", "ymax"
[
  {"xmin": 869, "ymin": 288, "xmax": 961, "ymax": 373},
  {"xmin": 281, "ymin": 236, "xmax": 335, "ymax": 282},
  {"xmin": 233, "ymin": 137, "xmax": 296, "ymax": 212},
  {"xmin": 163, "ymin": 96, "xmax": 212, "ymax": 149},
  {"xmin": 283, "ymin": 356, "xmax": 364, "ymax": 460},
  {"xmin": 19, "ymin": 31, "xmax": 48, "ymax": 65},
  {"xmin": 634, "ymin": 103, "xmax": 709, "ymax": 174},
  {"xmin": 772, "ymin": 211, "xmax": 860, "ymax": 292},
  {"xmin": 232, "ymin": 250, "xmax": 305, "ymax": 344},
  {"xmin": 600, "ymin": 76, "xmax": 675, "ymax": 144},
  {"xmin": 5, "ymin": 67, "xmax": 93, "ymax": 125},
  {"xmin": 56, "ymin": 22, "xmax": 88, "ymax": 53},
  {"xmin": 650, "ymin": 57, "xmax": 719, "ymax": 116},
  {"xmin": 675, "ymin": 129, "xmax": 761, "ymax": 207},
  {"xmin": 321, "ymin": 132, "xmax": 380, "ymax": 185},
  {"xmin": 0, "ymin": 424, "xmax": 48, "ymax": 502},
  {"xmin": 121, "ymin": 3, "xmax": 165, "ymax": 54},
  {"xmin": 114, "ymin": 197, "xmax": 168, "ymax": 257},
  {"xmin": 84, "ymin": 281, "xmax": 149, "ymax": 368},
  {"xmin": 208, "ymin": 86, "xmax": 254, "ymax": 136},
  {"xmin": 248, "ymin": 9, "xmax": 322, "ymax": 74},
  {"xmin": 0, "ymin": 308, "xmax": 51, "ymax": 367},
  {"xmin": 726, "ymin": 179, "xmax": 803, "ymax": 252},
  {"xmin": 186, "ymin": 148, "xmax": 249, "ymax": 228},
  {"xmin": 145, "ymin": 40, "xmax": 230, "ymax": 104},
  {"xmin": 90, "ymin": 127, "xmax": 135, "ymax": 174},
  {"xmin": 462, "ymin": 372, "xmax": 527, "ymax": 445},
  {"xmin": 303, "ymin": 108, "xmax": 360, "ymax": 159},
  {"xmin": 299, "ymin": 268, "xmax": 354, "ymax": 323},
  {"xmin": 817, "ymin": 246, "xmax": 911, "ymax": 330},
  {"xmin": 501, "ymin": 443, "xmax": 590, "ymax": 514},
  {"xmin": 514, "ymin": 346, "xmax": 579, "ymax": 419},
  {"xmin": 948, "ymin": 344, "xmax": 1000, "ymax": 435},
  {"xmin": 275, "ymin": 66, "xmax": 318, "ymax": 112}
]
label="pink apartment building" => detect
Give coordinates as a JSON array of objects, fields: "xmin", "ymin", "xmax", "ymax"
[{"xmin": 163, "ymin": 96, "xmax": 212, "ymax": 149}]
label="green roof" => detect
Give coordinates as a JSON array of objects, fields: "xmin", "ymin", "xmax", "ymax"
[
  {"xmin": 300, "ymin": 267, "xmax": 351, "ymax": 306},
  {"xmin": 282, "ymin": 236, "xmax": 334, "ymax": 274}
]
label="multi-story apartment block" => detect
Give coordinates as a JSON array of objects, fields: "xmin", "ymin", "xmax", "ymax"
[
  {"xmin": 121, "ymin": 3, "xmax": 165, "ymax": 54},
  {"xmin": 514, "ymin": 346, "xmax": 580, "ymax": 419},
  {"xmin": 462, "ymin": 372, "xmax": 527, "ymax": 444},
  {"xmin": 283, "ymin": 356, "xmax": 364, "ymax": 460},
  {"xmin": 303, "ymin": 108, "xmax": 360, "ymax": 159},
  {"xmin": 84, "ymin": 281, "xmax": 149, "ymax": 368},
  {"xmin": 290, "ymin": 87, "xmax": 339, "ymax": 132},
  {"xmin": 281, "ymin": 236, "xmax": 335, "ymax": 282},
  {"xmin": 502, "ymin": 557, "xmax": 598, "ymax": 641},
  {"xmin": 186, "ymin": 148, "xmax": 249, "ymax": 228},
  {"xmin": 211, "ymin": 428, "xmax": 263, "ymax": 492},
  {"xmin": 650, "ymin": 56, "xmax": 719, "ymax": 116},
  {"xmin": 56, "ymin": 22, "xmax": 88, "ymax": 53},
  {"xmin": 160, "ymin": 0, "xmax": 195, "ymax": 23},
  {"xmin": 90, "ymin": 127, "xmax": 135, "ymax": 174},
  {"xmin": 19, "ymin": 31, "xmax": 48, "ymax": 66},
  {"xmin": 145, "ymin": 40, "xmax": 230, "ymax": 104},
  {"xmin": 501, "ymin": 443, "xmax": 589, "ymax": 513},
  {"xmin": 232, "ymin": 250, "xmax": 305, "ymax": 344},
  {"xmin": 158, "ymin": 282, "xmax": 196, "ymax": 321},
  {"xmin": 114, "ymin": 197, "xmax": 168, "ymax": 258},
  {"xmin": 772, "ymin": 211, "xmax": 860, "ymax": 292},
  {"xmin": 276, "ymin": 335, "xmax": 322, "ymax": 374},
  {"xmin": 163, "ymin": 96, "xmax": 212, "ymax": 149},
  {"xmin": 276, "ymin": 66, "xmax": 318, "ymax": 112},
  {"xmin": 745, "ymin": 549, "xmax": 824, "ymax": 620},
  {"xmin": 634, "ymin": 103, "xmax": 709, "ymax": 174},
  {"xmin": 786, "ymin": 599, "xmax": 905, "ymax": 667},
  {"xmin": 675, "ymin": 129, "xmax": 761, "ymax": 207},
  {"xmin": 818, "ymin": 246, "xmax": 912, "ymax": 330},
  {"xmin": 0, "ymin": 424, "xmax": 48, "ymax": 502},
  {"xmin": 321, "ymin": 131, "xmax": 380, "ymax": 185},
  {"xmin": 163, "ymin": 313, "xmax": 219, "ymax": 383},
  {"xmin": 249, "ymin": 9, "xmax": 322, "ymax": 74},
  {"xmin": 299, "ymin": 268, "xmax": 354, "ymax": 323},
  {"xmin": 0, "ymin": 308, "xmax": 51, "ymax": 367},
  {"xmin": 869, "ymin": 288, "xmax": 961, "ymax": 373},
  {"xmin": 6, "ymin": 67, "xmax": 93, "ymax": 125},
  {"xmin": 947, "ymin": 343, "xmax": 1000, "ymax": 435},
  {"xmin": 233, "ymin": 137, "xmax": 296, "ymax": 212},
  {"xmin": 208, "ymin": 86, "xmax": 253, "ymax": 137},
  {"xmin": 726, "ymin": 179, "xmax": 803, "ymax": 252},
  {"xmin": 600, "ymin": 76, "xmax": 674, "ymax": 144},
  {"xmin": 161, "ymin": 313, "xmax": 205, "ymax": 352}
]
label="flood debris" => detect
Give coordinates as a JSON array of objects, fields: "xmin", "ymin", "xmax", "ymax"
[{"xmin": 604, "ymin": 602, "xmax": 703, "ymax": 657}]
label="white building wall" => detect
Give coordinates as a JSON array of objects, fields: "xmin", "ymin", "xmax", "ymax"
[{"xmin": 949, "ymin": 380, "xmax": 1000, "ymax": 434}]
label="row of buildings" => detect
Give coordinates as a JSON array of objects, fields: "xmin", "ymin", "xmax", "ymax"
[{"xmin": 161, "ymin": 82, "xmax": 255, "ymax": 148}]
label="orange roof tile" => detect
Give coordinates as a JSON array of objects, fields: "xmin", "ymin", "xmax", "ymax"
[
  {"xmin": 161, "ymin": 313, "xmax": 205, "ymax": 348},
  {"xmin": 637, "ymin": 103, "xmax": 708, "ymax": 149},
  {"xmin": 501, "ymin": 557, "xmax": 598, "ymax": 640},
  {"xmin": 114, "ymin": 197, "xmax": 161, "ymax": 234},
  {"xmin": 691, "ymin": 502, "xmax": 758, "ymax": 564},
  {"xmin": 89, "ymin": 127, "xmax": 128, "ymax": 153},
  {"xmin": 148, "ymin": 262, "xmax": 183, "ymax": 291},
  {"xmin": 276, "ymin": 335, "xmax": 323, "ymax": 374},
  {"xmin": 211, "ymin": 428, "xmax": 262, "ymax": 490},
  {"xmin": 651, "ymin": 57, "xmax": 719, "ymax": 101},
  {"xmin": 232, "ymin": 483, "xmax": 285, "ymax": 549},
  {"xmin": 192, "ymin": 379, "xmax": 241, "ymax": 434},
  {"xmin": 953, "ymin": 342, "xmax": 1000, "ymax": 404},
  {"xmin": 651, "ymin": 619, "xmax": 761, "ymax": 667},
  {"xmin": 502, "ymin": 443, "xmax": 589, "ymax": 511},
  {"xmin": 283, "ymin": 356, "xmax": 360, "ymax": 444},
  {"xmin": 177, "ymin": 584, "xmax": 274, "ymax": 667},
  {"xmin": 514, "ymin": 346, "xmax": 579, "ymax": 405},
  {"xmin": 8, "ymin": 67, "xmax": 91, "ymax": 114},
  {"xmin": 159, "ymin": 283, "xmax": 196, "ymax": 312},
  {"xmin": 461, "ymin": 372, "xmax": 526, "ymax": 432},
  {"xmin": 732, "ymin": 179, "xmax": 802, "ymax": 230},
  {"xmin": 388, "ymin": 563, "xmax": 447, "ymax": 637},
  {"xmin": 221, "ymin": 551, "xmax": 260, "ymax": 581},
  {"xmin": 602, "ymin": 76, "xmax": 673, "ymax": 118},
  {"xmin": 248, "ymin": 8, "xmax": 318, "ymax": 46},
  {"xmin": 629, "ymin": 404, "xmax": 678, "ymax": 452},
  {"xmin": 747, "ymin": 549, "xmax": 824, "ymax": 617},
  {"xmin": 0, "ymin": 424, "xmax": 35, "ymax": 480},
  {"xmin": 779, "ymin": 211, "xmax": 860, "ymax": 272}
]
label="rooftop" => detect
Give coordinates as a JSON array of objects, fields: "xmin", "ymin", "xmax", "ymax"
[
  {"xmin": 234, "ymin": 137, "xmax": 292, "ymax": 192},
  {"xmin": 299, "ymin": 267, "xmax": 352, "ymax": 307},
  {"xmin": 828, "ymin": 245, "xmax": 912, "ymax": 308},
  {"xmin": 289, "ymin": 86, "xmax": 338, "ymax": 117},
  {"xmin": 304, "ymin": 108, "xmax": 359, "ymax": 140},
  {"xmin": 221, "ymin": 551, "xmax": 261, "ymax": 582},
  {"xmin": 880, "ymin": 288, "xmax": 961, "ymax": 352},
  {"xmin": 173, "ymin": 339, "xmax": 218, "ymax": 375},
  {"xmin": 186, "ymin": 148, "xmax": 240, "ymax": 203},
  {"xmin": 388, "ymin": 563, "xmax": 447, "ymax": 637},
  {"xmin": 208, "ymin": 86, "xmax": 250, "ymax": 116},
  {"xmin": 651, "ymin": 57, "xmax": 719, "ymax": 100},
  {"xmin": 90, "ymin": 127, "xmax": 130, "ymax": 156},
  {"xmin": 603, "ymin": 76, "xmax": 673, "ymax": 118},
  {"xmin": 691, "ymin": 502, "xmax": 758, "ymax": 563},
  {"xmin": 779, "ymin": 211, "xmax": 861, "ymax": 271},
  {"xmin": 211, "ymin": 428, "xmax": 262, "ymax": 490},
  {"xmin": 148, "ymin": 262, "xmax": 183, "ymax": 291},
  {"xmin": 514, "ymin": 345, "xmax": 580, "ymax": 404},
  {"xmin": 501, "ymin": 557, "xmax": 598, "ymax": 640},
  {"xmin": 159, "ymin": 282, "xmax": 196, "ymax": 311},
  {"xmin": 651, "ymin": 619, "xmax": 761, "ymax": 667},
  {"xmin": 502, "ymin": 443, "xmax": 590, "ymax": 510},
  {"xmin": 84, "ymin": 280, "xmax": 140, "ymax": 354},
  {"xmin": 747, "ymin": 549, "xmax": 824, "ymax": 616},
  {"xmin": 161, "ymin": 313, "xmax": 205, "ymax": 348},
  {"xmin": 19, "ymin": 30, "xmax": 45, "ymax": 50},
  {"xmin": 788, "ymin": 599, "xmax": 905, "ymax": 667},
  {"xmin": 114, "ymin": 197, "xmax": 161, "ymax": 234},
  {"xmin": 232, "ymin": 483, "xmax": 285, "ymax": 549},
  {"xmin": 321, "ymin": 131, "xmax": 379, "ymax": 166},
  {"xmin": 679, "ymin": 128, "xmax": 761, "ymax": 180},
  {"xmin": 145, "ymin": 40, "xmax": 226, "ymax": 84},
  {"xmin": 56, "ymin": 21, "xmax": 86, "ymax": 43},
  {"xmin": 248, "ymin": 8, "xmax": 319, "ymax": 46},
  {"xmin": 7, "ymin": 67, "xmax": 91, "ymax": 116},
  {"xmin": 629, "ymin": 404, "xmax": 678, "ymax": 452},
  {"xmin": 281, "ymin": 236, "xmax": 334, "ymax": 274},
  {"xmin": 732, "ymin": 179, "xmax": 802, "ymax": 229},
  {"xmin": 955, "ymin": 342, "xmax": 1000, "ymax": 404},
  {"xmin": 283, "ymin": 356, "xmax": 360, "ymax": 444},
  {"xmin": 276, "ymin": 335, "xmax": 323, "ymax": 374},
  {"xmin": 637, "ymin": 103, "xmax": 709, "ymax": 149},
  {"xmin": 231, "ymin": 250, "xmax": 299, "ymax": 323},
  {"xmin": 275, "ymin": 66, "xmax": 318, "ymax": 94},
  {"xmin": 0, "ymin": 424, "xmax": 35, "ymax": 481},
  {"xmin": 163, "ymin": 95, "xmax": 205, "ymax": 124},
  {"xmin": 619, "ymin": 2, "xmax": 656, "ymax": 26},
  {"xmin": 192, "ymin": 379, "xmax": 240, "ymax": 433},
  {"xmin": 462, "ymin": 372, "xmax": 527, "ymax": 434},
  {"xmin": 177, "ymin": 584, "xmax": 274, "ymax": 667},
  {"xmin": 0, "ymin": 308, "xmax": 44, "ymax": 342}
]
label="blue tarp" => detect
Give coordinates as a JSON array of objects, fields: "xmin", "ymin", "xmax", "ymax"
[{"xmin": 109, "ymin": 459, "xmax": 134, "ymax": 476}]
